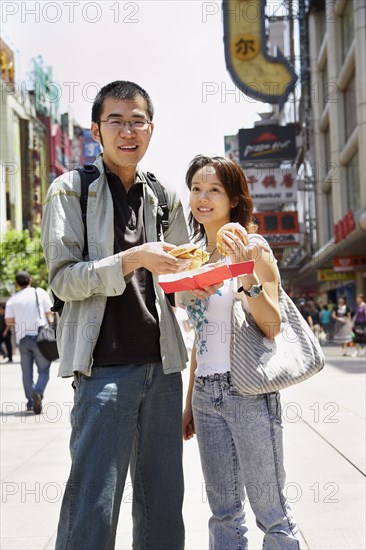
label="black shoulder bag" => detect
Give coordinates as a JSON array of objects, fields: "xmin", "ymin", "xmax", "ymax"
[{"xmin": 35, "ymin": 289, "xmax": 59, "ymax": 362}]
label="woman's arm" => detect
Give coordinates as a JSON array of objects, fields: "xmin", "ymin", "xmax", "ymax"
[
  {"xmin": 238, "ymin": 248, "xmax": 281, "ymax": 339},
  {"xmin": 183, "ymin": 341, "xmax": 197, "ymax": 440},
  {"xmin": 220, "ymin": 229, "xmax": 281, "ymax": 338}
]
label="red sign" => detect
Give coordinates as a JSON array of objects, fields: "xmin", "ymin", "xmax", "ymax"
[
  {"xmin": 334, "ymin": 256, "xmax": 366, "ymax": 272},
  {"xmin": 255, "ymin": 211, "xmax": 300, "ymax": 247},
  {"xmin": 334, "ymin": 211, "xmax": 356, "ymax": 243}
]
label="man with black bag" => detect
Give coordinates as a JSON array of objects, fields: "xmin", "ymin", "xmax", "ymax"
[
  {"xmin": 4, "ymin": 271, "xmax": 54, "ymax": 413},
  {"xmin": 40, "ymin": 80, "xmax": 212, "ymax": 550}
]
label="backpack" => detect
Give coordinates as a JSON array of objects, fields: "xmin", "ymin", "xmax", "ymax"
[{"xmin": 51, "ymin": 165, "xmax": 171, "ymax": 313}]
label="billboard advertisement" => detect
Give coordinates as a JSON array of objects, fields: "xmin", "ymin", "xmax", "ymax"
[{"xmin": 239, "ymin": 124, "xmax": 297, "ymax": 162}]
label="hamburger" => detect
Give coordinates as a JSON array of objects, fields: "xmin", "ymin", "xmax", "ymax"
[
  {"xmin": 168, "ymin": 244, "xmax": 210, "ymax": 270},
  {"xmin": 216, "ymin": 223, "xmax": 247, "ymax": 255}
]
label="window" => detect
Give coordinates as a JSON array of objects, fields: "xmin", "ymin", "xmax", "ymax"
[
  {"xmin": 346, "ymin": 151, "xmax": 359, "ymax": 212},
  {"xmin": 341, "ymin": 0, "xmax": 354, "ymax": 63},
  {"xmin": 344, "ymin": 72, "xmax": 357, "ymax": 141}
]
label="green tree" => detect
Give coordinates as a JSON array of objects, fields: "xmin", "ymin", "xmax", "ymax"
[{"xmin": 0, "ymin": 227, "xmax": 49, "ymax": 297}]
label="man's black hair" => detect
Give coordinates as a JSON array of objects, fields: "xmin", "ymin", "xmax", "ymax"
[{"xmin": 91, "ymin": 81, "xmax": 154, "ymax": 122}]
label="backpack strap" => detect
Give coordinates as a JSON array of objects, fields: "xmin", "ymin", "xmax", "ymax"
[
  {"xmin": 51, "ymin": 165, "xmax": 100, "ymax": 314},
  {"xmin": 144, "ymin": 172, "xmax": 175, "ymax": 306},
  {"xmin": 75, "ymin": 165, "xmax": 100, "ymax": 257},
  {"xmin": 144, "ymin": 171, "xmax": 170, "ymax": 240}
]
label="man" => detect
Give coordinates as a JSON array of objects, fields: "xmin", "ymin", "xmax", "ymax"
[
  {"xmin": 41, "ymin": 81, "xmax": 192, "ymax": 550},
  {"xmin": 297, "ymin": 298, "xmax": 313, "ymax": 328},
  {"xmin": 4, "ymin": 271, "xmax": 53, "ymax": 413},
  {"xmin": 0, "ymin": 301, "xmax": 13, "ymax": 362}
]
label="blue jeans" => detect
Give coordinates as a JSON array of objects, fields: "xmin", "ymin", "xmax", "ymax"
[
  {"xmin": 18, "ymin": 335, "xmax": 51, "ymax": 408},
  {"xmin": 56, "ymin": 363, "xmax": 184, "ymax": 550},
  {"xmin": 192, "ymin": 372, "xmax": 300, "ymax": 550}
]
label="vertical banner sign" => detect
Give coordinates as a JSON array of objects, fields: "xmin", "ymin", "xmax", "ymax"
[{"xmin": 223, "ymin": 0, "xmax": 298, "ymax": 106}]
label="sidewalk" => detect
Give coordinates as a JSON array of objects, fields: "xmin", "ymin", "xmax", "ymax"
[{"xmin": 1, "ymin": 344, "xmax": 365, "ymax": 550}]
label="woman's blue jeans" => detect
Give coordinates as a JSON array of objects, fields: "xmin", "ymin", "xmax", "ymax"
[
  {"xmin": 56, "ymin": 363, "xmax": 184, "ymax": 550},
  {"xmin": 18, "ymin": 335, "xmax": 51, "ymax": 408},
  {"xmin": 192, "ymin": 372, "xmax": 300, "ymax": 550}
]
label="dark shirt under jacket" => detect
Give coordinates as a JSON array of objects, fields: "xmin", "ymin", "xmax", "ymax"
[{"xmin": 93, "ymin": 169, "xmax": 161, "ymax": 366}]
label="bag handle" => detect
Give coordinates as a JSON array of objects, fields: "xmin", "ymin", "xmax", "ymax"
[{"xmin": 34, "ymin": 288, "xmax": 42, "ymax": 321}]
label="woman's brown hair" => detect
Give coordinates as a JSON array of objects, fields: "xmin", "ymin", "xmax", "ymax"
[{"xmin": 186, "ymin": 155, "xmax": 257, "ymax": 243}]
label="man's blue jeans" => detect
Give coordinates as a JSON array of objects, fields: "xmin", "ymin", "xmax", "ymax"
[
  {"xmin": 56, "ymin": 363, "xmax": 184, "ymax": 550},
  {"xmin": 192, "ymin": 372, "xmax": 300, "ymax": 550},
  {"xmin": 18, "ymin": 335, "xmax": 51, "ymax": 408}
]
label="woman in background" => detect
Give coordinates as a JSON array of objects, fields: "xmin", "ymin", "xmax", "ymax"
[
  {"xmin": 332, "ymin": 296, "xmax": 353, "ymax": 355},
  {"xmin": 352, "ymin": 294, "xmax": 366, "ymax": 357}
]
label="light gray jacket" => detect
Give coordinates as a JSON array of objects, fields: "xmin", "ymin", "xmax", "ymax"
[{"xmin": 41, "ymin": 155, "xmax": 189, "ymax": 377}]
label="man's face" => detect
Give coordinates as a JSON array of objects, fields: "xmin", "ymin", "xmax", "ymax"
[{"xmin": 91, "ymin": 96, "xmax": 154, "ymax": 172}]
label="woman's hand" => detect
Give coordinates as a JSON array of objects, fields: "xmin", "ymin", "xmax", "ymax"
[
  {"xmin": 183, "ymin": 406, "xmax": 195, "ymax": 440},
  {"xmin": 220, "ymin": 225, "xmax": 268, "ymax": 264},
  {"xmin": 190, "ymin": 282, "xmax": 224, "ymax": 300}
]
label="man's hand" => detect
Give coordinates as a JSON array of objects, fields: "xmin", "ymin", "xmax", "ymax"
[{"xmin": 122, "ymin": 242, "xmax": 192, "ymax": 276}]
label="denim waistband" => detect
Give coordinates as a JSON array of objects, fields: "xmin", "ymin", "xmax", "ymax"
[
  {"xmin": 195, "ymin": 371, "xmax": 232, "ymax": 386},
  {"xmin": 19, "ymin": 334, "xmax": 38, "ymax": 341}
]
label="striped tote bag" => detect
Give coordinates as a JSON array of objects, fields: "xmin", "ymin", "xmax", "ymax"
[{"xmin": 230, "ymin": 287, "xmax": 325, "ymax": 395}]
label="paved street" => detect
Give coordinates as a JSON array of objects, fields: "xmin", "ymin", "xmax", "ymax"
[{"xmin": 1, "ymin": 344, "xmax": 365, "ymax": 550}]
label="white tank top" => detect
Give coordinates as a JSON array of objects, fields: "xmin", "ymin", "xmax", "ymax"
[{"xmin": 186, "ymin": 278, "xmax": 235, "ymax": 377}]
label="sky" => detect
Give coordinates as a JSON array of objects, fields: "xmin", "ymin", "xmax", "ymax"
[{"xmin": 2, "ymin": 0, "xmax": 267, "ymax": 205}]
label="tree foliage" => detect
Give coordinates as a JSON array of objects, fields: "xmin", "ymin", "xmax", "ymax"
[{"xmin": 0, "ymin": 227, "xmax": 49, "ymax": 297}]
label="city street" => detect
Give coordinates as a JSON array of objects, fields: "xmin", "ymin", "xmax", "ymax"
[{"xmin": 1, "ymin": 344, "xmax": 365, "ymax": 550}]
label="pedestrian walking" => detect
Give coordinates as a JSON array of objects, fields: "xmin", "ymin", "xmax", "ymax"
[
  {"xmin": 309, "ymin": 300, "xmax": 321, "ymax": 341},
  {"xmin": 0, "ymin": 302, "xmax": 13, "ymax": 362},
  {"xmin": 41, "ymin": 80, "xmax": 212, "ymax": 550},
  {"xmin": 352, "ymin": 293, "xmax": 366, "ymax": 357},
  {"xmin": 4, "ymin": 271, "xmax": 53, "ymax": 413},
  {"xmin": 297, "ymin": 298, "xmax": 313, "ymax": 327},
  {"xmin": 181, "ymin": 155, "xmax": 300, "ymax": 549},
  {"xmin": 332, "ymin": 296, "xmax": 353, "ymax": 355},
  {"xmin": 319, "ymin": 304, "xmax": 332, "ymax": 339}
]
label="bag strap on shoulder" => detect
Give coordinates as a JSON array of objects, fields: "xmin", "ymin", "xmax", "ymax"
[
  {"xmin": 144, "ymin": 171, "xmax": 170, "ymax": 240},
  {"xmin": 34, "ymin": 288, "xmax": 42, "ymax": 320},
  {"xmin": 75, "ymin": 165, "xmax": 100, "ymax": 257}
]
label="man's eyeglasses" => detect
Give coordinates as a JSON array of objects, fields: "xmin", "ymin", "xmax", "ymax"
[{"xmin": 98, "ymin": 117, "xmax": 152, "ymax": 131}]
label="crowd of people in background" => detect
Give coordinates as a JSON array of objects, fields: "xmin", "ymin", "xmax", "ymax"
[
  {"xmin": 295, "ymin": 293, "xmax": 366, "ymax": 356},
  {"xmin": 2, "ymin": 291, "xmax": 365, "ymax": 363}
]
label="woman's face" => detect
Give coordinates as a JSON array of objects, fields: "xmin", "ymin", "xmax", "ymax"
[
  {"xmin": 338, "ymin": 298, "xmax": 345, "ymax": 306},
  {"xmin": 189, "ymin": 165, "xmax": 235, "ymax": 229}
]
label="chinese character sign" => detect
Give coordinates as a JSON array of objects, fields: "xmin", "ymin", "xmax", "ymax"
[{"xmin": 244, "ymin": 167, "xmax": 297, "ymax": 204}]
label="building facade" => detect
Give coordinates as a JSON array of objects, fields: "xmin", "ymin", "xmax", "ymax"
[
  {"xmin": 0, "ymin": 43, "xmax": 100, "ymax": 237},
  {"xmin": 298, "ymin": 0, "xmax": 366, "ymax": 308}
]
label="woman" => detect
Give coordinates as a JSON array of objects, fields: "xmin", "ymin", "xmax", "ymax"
[
  {"xmin": 332, "ymin": 296, "xmax": 353, "ymax": 355},
  {"xmin": 181, "ymin": 155, "xmax": 300, "ymax": 549},
  {"xmin": 352, "ymin": 294, "xmax": 366, "ymax": 357}
]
